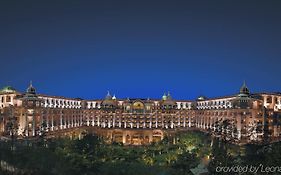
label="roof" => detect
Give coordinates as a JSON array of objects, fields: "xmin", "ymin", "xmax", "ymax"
[
  {"xmin": 252, "ymin": 92, "xmax": 281, "ymax": 96},
  {"xmin": 0, "ymin": 86, "xmax": 17, "ymax": 94},
  {"xmin": 37, "ymin": 94, "xmax": 85, "ymax": 101},
  {"xmin": 196, "ymin": 94, "xmax": 237, "ymax": 101}
]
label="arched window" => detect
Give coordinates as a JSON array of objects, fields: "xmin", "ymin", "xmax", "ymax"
[{"xmin": 132, "ymin": 101, "xmax": 145, "ymax": 113}]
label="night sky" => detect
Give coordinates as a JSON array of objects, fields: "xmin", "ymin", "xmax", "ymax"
[{"xmin": 0, "ymin": 0, "xmax": 281, "ymax": 100}]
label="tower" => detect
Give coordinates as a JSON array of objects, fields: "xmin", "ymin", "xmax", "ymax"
[
  {"xmin": 239, "ymin": 81, "xmax": 250, "ymax": 96},
  {"xmin": 20, "ymin": 81, "xmax": 43, "ymax": 137}
]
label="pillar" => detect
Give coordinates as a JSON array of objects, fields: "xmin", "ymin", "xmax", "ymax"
[
  {"xmin": 51, "ymin": 115, "xmax": 54, "ymax": 131},
  {"xmin": 92, "ymin": 116, "xmax": 95, "ymax": 126},
  {"xmin": 237, "ymin": 116, "xmax": 242, "ymax": 140},
  {"xmin": 46, "ymin": 110, "xmax": 49, "ymax": 131},
  {"xmin": 183, "ymin": 116, "xmax": 186, "ymax": 128},
  {"xmin": 149, "ymin": 133, "xmax": 153, "ymax": 143},
  {"xmin": 32, "ymin": 113, "xmax": 35, "ymax": 136},
  {"xmin": 60, "ymin": 111, "xmax": 63, "ymax": 129},
  {"xmin": 122, "ymin": 132, "xmax": 126, "ymax": 144}
]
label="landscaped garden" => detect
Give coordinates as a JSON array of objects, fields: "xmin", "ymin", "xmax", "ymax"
[{"xmin": 0, "ymin": 131, "xmax": 281, "ymax": 175}]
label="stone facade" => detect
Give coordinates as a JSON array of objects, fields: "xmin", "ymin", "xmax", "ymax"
[{"xmin": 0, "ymin": 82, "xmax": 281, "ymax": 145}]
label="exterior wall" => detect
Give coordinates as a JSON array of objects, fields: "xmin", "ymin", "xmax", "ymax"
[
  {"xmin": 0, "ymin": 88, "xmax": 281, "ymax": 145},
  {"xmin": 0, "ymin": 93, "xmax": 20, "ymax": 109},
  {"xmin": 260, "ymin": 94, "xmax": 281, "ymax": 111}
]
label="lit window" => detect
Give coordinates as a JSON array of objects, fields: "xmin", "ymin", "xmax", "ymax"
[
  {"xmin": 6, "ymin": 96, "xmax": 11, "ymax": 102},
  {"xmin": 267, "ymin": 97, "xmax": 272, "ymax": 103}
]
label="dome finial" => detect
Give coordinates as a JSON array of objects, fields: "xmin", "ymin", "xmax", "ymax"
[
  {"xmin": 162, "ymin": 92, "xmax": 167, "ymax": 100},
  {"xmin": 197, "ymin": 95, "xmax": 206, "ymax": 101},
  {"xmin": 112, "ymin": 94, "xmax": 116, "ymax": 100}
]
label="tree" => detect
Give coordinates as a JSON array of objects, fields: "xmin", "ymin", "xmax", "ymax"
[
  {"xmin": 208, "ymin": 140, "xmax": 235, "ymax": 175},
  {"xmin": 172, "ymin": 151, "xmax": 199, "ymax": 175},
  {"xmin": 4, "ymin": 106, "xmax": 18, "ymax": 151}
]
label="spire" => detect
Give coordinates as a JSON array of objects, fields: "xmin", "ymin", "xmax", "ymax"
[
  {"xmin": 26, "ymin": 80, "xmax": 36, "ymax": 94},
  {"xmin": 167, "ymin": 91, "xmax": 172, "ymax": 100},
  {"xmin": 239, "ymin": 80, "xmax": 250, "ymax": 96},
  {"xmin": 243, "ymin": 80, "xmax": 246, "ymax": 87}
]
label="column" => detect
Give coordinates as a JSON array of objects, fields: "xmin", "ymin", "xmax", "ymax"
[
  {"xmin": 156, "ymin": 116, "xmax": 158, "ymax": 128},
  {"xmin": 203, "ymin": 116, "xmax": 205, "ymax": 129},
  {"xmin": 74, "ymin": 115, "xmax": 77, "ymax": 127},
  {"xmin": 113, "ymin": 114, "xmax": 115, "ymax": 127},
  {"xmin": 25, "ymin": 112, "xmax": 28, "ymax": 136},
  {"xmin": 237, "ymin": 116, "xmax": 242, "ymax": 140},
  {"xmin": 64, "ymin": 115, "xmax": 67, "ymax": 129},
  {"xmin": 149, "ymin": 133, "xmax": 153, "ymax": 143},
  {"xmin": 71, "ymin": 114, "xmax": 74, "ymax": 127},
  {"xmin": 68, "ymin": 115, "xmax": 70, "ymax": 128},
  {"xmin": 170, "ymin": 115, "xmax": 173, "ymax": 128},
  {"xmin": 97, "ymin": 116, "xmax": 100, "ymax": 126},
  {"xmin": 92, "ymin": 116, "xmax": 95, "ymax": 126},
  {"xmin": 51, "ymin": 114, "xmax": 54, "ymax": 131},
  {"xmin": 213, "ymin": 116, "xmax": 216, "ymax": 131},
  {"xmin": 32, "ymin": 112, "xmax": 35, "ymax": 136},
  {"xmin": 183, "ymin": 116, "xmax": 186, "ymax": 128},
  {"xmin": 87, "ymin": 114, "xmax": 90, "ymax": 126},
  {"xmin": 46, "ymin": 110, "xmax": 49, "ymax": 131},
  {"xmin": 60, "ymin": 110, "xmax": 63, "ymax": 129},
  {"xmin": 122, "ymin": 132, "xmax": 126, "ymax": 144},
  {"xmin": 209, "ymin": 117, "xmax": 212, "ymax": 129}
]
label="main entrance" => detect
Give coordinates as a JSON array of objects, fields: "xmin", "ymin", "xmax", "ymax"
[{"xmin": 92, "ymin": 128, "xmax": 165, "ymax": 145}]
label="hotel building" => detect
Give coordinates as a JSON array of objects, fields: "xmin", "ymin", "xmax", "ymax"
[{"xmin": 0, "ymin": 82, "xmax": 281, "ymax": 145}]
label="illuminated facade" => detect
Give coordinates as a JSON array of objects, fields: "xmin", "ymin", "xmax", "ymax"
[{"xmin": 0, "ymin": 82, "xmax": 281, "ymax": 145}]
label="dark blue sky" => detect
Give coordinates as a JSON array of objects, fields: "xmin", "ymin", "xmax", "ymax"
[{"xmin": 0, "ymin": 0, "xmax": 281, "ymax": 100}]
